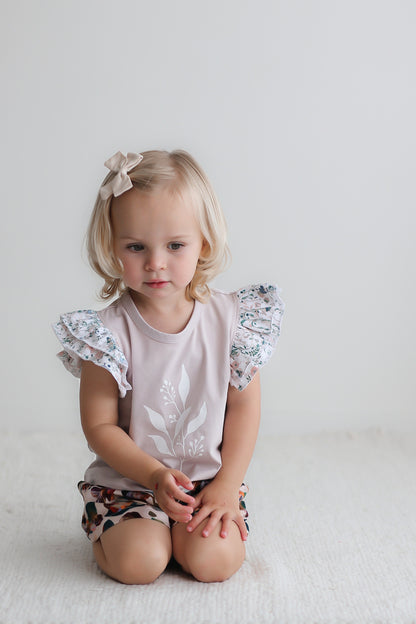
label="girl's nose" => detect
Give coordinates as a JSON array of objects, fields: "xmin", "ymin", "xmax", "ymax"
[{"xmin": 145, "ymin": 252, "xmax": 167, "ymax": 272}]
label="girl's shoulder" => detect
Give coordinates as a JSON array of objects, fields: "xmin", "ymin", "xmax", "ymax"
[
  {"xmin": 227, "ymin": 283, "xmax": 285, "ymax": 391},
  {"xmin": 53, "ymin": 303, "xmax": 131, "ymax": 397}
]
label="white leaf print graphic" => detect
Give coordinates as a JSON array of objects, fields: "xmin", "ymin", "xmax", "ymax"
[
  {"xmin": 149, "ymin": 435, "xmax": 174, "ymax": 456},
  {"xmin": 174, "ymin": 407, "xmax": 192, "ymax": 440},
  {"xmin": 144, "ymin": 365, "xmax": 208, "ymax": 470},
  {"xmin": 186, "ymin": 402, "xmax": 207, "ymax": 438},
  {"xmin": 144, "ymin": 406, "xmax": 169, "ymax": 436},
  {"xmin": 178, "ymin": 364, "xmax": 190, "ymax": 407}
]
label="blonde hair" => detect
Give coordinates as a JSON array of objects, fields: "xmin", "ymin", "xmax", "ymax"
[{"xmin": 87, "ymin": 150, "xmax": 230, "ymax": 302}]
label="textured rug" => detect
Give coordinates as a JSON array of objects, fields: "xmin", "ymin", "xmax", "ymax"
[{"xmin": 1, "ymin": 429, "xmax": 415, "ymax": 624}]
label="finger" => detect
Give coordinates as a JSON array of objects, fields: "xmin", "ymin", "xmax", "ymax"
[
  {"xmin": 154, "ymin": 484, "xmax": 192, "ymax": 514},
  {"xmin": 170, "ymin": 508, "xmax": 194, "ymax": 523},
  {"xmin": 186, "ymin": 505, "xmax": 211, "ymax": 533},
  {"xmin": 200, "ymin": 512, "xmax": 221, "ymax": 538},
  {"xmin": 159, "ymin": 480, "xmax": 193, "ymax": 507},
  {"xmin": 190, "ymin": 491, "xmax": 203, "ymax": 510},
  {"xmin": 170, "ymin": 472, "xmax": 196, "ymax": 506},
  {"xmin": 234, "ymin": 514, "xmax": 248, "ymax": 542},
  {"xmin": 159, "ymin": 499, "xmax": 193, "ymax": 524},
  {"xmin": 163, "ymin": 495, "xmax": 194, "ymax": 518},
  {"xmin": 219, "ymin": 515, "xmax": 233, "ymax": 539},
  {"xmin": 171, "ymin": 487, "xmax": 195, "ymax": 507},
  {"xmin": 172, "ymin": 470, "xmax": 194, "ymax": 490}
]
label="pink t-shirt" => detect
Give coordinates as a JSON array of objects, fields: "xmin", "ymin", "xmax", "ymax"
[{"xmin": 54, "ymin": 284, "xmax": 284, "ymax": 492}]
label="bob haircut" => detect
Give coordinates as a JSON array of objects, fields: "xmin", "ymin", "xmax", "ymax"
[{"xmin": 87, "ymin": 149, "xmax": 230, "ymax": 302}]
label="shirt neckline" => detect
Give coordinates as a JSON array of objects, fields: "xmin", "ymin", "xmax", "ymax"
[{"xmin": 121, "ymin": 291, "xmax": 202, "ymax": 343}]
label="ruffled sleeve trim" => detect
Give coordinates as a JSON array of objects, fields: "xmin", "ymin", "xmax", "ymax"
[
  {"xmin": 230, "ymin": 283, "xmax": 284, "ymax": 391},
  {"xmin": 53, "ymin": 310, "xmax": 132, "ymax": 398}
]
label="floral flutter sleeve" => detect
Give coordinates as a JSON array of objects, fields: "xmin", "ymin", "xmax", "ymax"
[
  {"xmin": 230, "ymin": 284, "xmax": 284, "ymax": 391},
  {"xmin": 53, "ymin": 310, "xmax": 131, "ymax": 397}
]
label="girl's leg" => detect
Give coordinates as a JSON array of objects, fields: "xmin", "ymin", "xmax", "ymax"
[
  {"xmin": 93, "ymin": 518, "xmax": 172, "ymax": 585},
  {"xmin": 171, "ymin": 520, "xmax": 245, "ymax": 583}
]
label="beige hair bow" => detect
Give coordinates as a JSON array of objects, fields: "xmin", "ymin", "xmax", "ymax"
[{"xmin": 99, "ymin": 151, "xmax": 143, "ymax": 200}]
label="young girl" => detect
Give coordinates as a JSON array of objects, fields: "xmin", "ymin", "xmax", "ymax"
[{"xmin": 54, "ymin": 149, "xmax": 284, "ymax": 585}]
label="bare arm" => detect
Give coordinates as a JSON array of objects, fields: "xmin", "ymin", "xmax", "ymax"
[
  {"xmin": 80, "ymin": 361, "xmax": 195, "ymax": 521},
  {"xmin": 217, "ymin": 373, "xmax": 261, "ymax": 488},
  {"xmin": 186, "ymin": 373, "xmax": 261, "ymax": 539}
]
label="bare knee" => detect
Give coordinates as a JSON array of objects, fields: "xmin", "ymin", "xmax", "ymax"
[
  {"xmin": 186, "ymin": 545, "xmax": 244, "ymax": 583},
  {"xmin": 93, "ymin": 519, "xmax": 172, "ymax": 585},
  {"xmin": 113, "ymin": 546, "xmax": 169, "ymax": 585},
  {"xmin": 172, "ymin": 523, "xmax": 245, "ymax": 583}
]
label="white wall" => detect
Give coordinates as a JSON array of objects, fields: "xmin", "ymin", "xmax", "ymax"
[{"xmin": 1, "ymin": 0, "xmax": 415, "ymax": 433}]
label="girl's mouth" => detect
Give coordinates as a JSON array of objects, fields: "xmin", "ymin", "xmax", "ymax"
[{"xmin": 145, "ymin": 280, "xmax": 169, "ymax": 289}]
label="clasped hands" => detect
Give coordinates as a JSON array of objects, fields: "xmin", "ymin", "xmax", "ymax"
[{"xmin": 150, "ymin": 467, "xmax": 247, "ymax": 541}]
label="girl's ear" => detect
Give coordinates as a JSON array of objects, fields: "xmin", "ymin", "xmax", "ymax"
[{"xmin": 200, "ymin": 238, "xmax": 210, "ymax": 258}]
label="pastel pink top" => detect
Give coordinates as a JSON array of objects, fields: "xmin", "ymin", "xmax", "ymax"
[{"xmin": 54, "ymin": 284, "xmax": 284, "ymax": 492}]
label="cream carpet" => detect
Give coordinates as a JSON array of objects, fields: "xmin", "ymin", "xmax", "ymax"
[{"xmin": 1, "ymin": 429, "xmax": 415, "ymax": 624}]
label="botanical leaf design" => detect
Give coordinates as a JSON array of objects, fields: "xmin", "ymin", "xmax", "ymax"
[
  {"xmin": 178, "ymin": 364, "xmax": 190, "ymax": 407},
  {"xmin": 174, "ymin": 407, "xmax": 191, "ymax": 440},
  {"xmin": 185, "ymin": 402, "xmax": 207, "ymax": 438},
  {"xmin": 144, "ymin": 406, "xmax": 169, "ymax": 436},
  {"xmin": 148, "ymin": 435, "xmax": 174, "ymax": 456},
  {"xmin": 144, "ymin": 365, "xmax": 208, "ymax": 470},
  {"xmin": 161, "ymin": 379, "xmax": 176, "ymax": 405},
  {"xmin": 188, "ymin": 435, "xmax": 205, "ymax": 457}
]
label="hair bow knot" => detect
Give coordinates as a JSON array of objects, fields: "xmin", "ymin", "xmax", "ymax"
[{"xmin": 99, "ymin": 151, "xmax": 143, "ymax": 200}]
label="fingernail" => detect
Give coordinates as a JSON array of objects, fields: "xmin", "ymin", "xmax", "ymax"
[
  {"xmin": 187, "ymin": 525, "xmax": 193, "ymax": 532},
  {"xmin": 202, "ymin": 530, "xmax": 208, "ymax": 537}
]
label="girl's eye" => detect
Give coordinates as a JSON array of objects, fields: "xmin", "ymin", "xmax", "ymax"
[
  {"xmin": 127, "ymin": 244, "xmax": 144, "ymax": 252},
  {"xmin": 168, "ymin": 242, "xmax": 184, "ymax": 251}
]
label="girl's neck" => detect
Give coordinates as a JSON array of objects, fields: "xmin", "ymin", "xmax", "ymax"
[{"xmin": 129, "ymin": 290, "xmax": 195, "ymax": 334}]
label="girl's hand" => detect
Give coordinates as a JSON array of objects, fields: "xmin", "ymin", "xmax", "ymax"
[
  {"xmin": 185, "ymin": 478, "xmax": 248, "ymax": 541},
  {"xmin": 150, "ymin": 467, "xmax": 196, "ymax": 524}
]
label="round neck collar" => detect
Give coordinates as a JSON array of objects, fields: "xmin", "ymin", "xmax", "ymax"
[{"xmin": 121, "ymin": 291, "xmax": 202, "ymax": 343}]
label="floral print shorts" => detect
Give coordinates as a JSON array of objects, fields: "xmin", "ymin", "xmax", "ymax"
[{"xmin": 78, "ymin": 480, "xmax": 249, "ymax": 542}]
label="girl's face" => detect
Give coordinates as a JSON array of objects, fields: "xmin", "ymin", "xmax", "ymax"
[{"xmin": 111, "ymin": 186, "xmax": 204, "ymax": 307}]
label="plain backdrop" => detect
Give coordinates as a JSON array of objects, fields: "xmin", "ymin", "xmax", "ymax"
[{"xmin": 1, "ymin": 0, "xmax": 415, "ymax": 434}]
